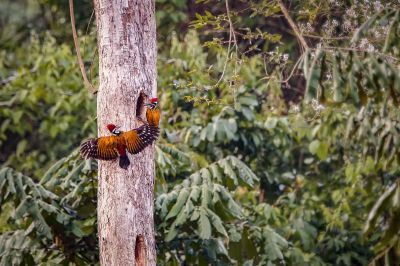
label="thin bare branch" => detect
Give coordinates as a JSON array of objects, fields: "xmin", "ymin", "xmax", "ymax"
[
  {"xmin": 69, "ymin": 0, "xmax": 97, "ymax": 94},
  {"xmin": 215, "ymin": 21, "xmax": 233, "ymax": 87},
  {"xmin": 315, "ymin": 47, "xmax": 399, "ymax": 62},
  {"xmin": 225, "ymin": 0, "xmax": 239, "ymax": 109},
  {"xmin": 213, "ymin": 0, "xmax": 239, "ymax": 109},
  {"xmin": 277, "ymin": 0, "xmax": 309, "ymax": 51},
  {"xmin": 282, "ymin": 53, "xmax": 305, "ymax": 83},
  {"xmin": 83, "ymin": 9, "xmax": 95, "ymax": 56}
]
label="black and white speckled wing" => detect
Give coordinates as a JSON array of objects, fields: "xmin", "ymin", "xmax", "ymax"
[{"xmin": 123, "ymin": 125, "xmax": 159, "ymax": 155}]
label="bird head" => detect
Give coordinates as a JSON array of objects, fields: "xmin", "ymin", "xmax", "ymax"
[
  {"xmin": 145, "ymin": 97, "xmax": 158, "ymax": 109},
  {"xmin": 106, "ymin": 124, "xmax": 121, "ymax": 135}
]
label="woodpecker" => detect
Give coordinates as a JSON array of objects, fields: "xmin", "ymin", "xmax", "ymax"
[
  {"xmin": 80, "ymin": 98, "xmax": 161, "ymax": 169},
  {"xmin": 106, "ymin": 123, "xmax": 130, "ymax": 169},
  {"xmin": 144, "ymin": 97, "xmax": 160, "ymax": 126}
]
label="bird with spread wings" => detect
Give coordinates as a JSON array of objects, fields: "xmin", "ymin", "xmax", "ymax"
[{"xmin": 80, "ymin": 98, "xmax": 160, "ymax": 169}]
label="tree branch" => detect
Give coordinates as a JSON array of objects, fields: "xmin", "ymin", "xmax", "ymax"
[
  {"xmin": 225, "ymin": 0, "xmax": 238, "ymax": 109},
  {"xmin": 277, "ymin": 0, "xmax": 309, "ymax": 51},
  {"xmin": 69, "ymin": 0, "xmax": 97, "ymax": 94}
]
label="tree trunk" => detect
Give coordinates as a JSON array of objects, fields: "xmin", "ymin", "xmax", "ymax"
[{"xmin": 93, "ymin": 1, "xmax": 157, "ymax": 265}]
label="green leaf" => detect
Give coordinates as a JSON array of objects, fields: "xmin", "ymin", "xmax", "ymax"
[
  {"xmin": 198, "ymin": 209, "xmax": 211, "ymax": 239},
  {"xmin": 383, "ymin": 11, "xmax": 400, "ymax": 52},
  {"xmin": 16, "ymin": 140, "xmax": 27, "ymax": 158},
  {"xmin": 175, "ymin": 196, "xmax": 192, "ymax": 226},
  {"xmin": 61, "ymin": 161, "xmax": 84, "ymax": 188},
  {"xmin": 332, "ymin": 52, "xmax": 346, "ymax": 102},
  {"xmin": 218, "ymin": 158, "xmax": 238, "ymax": 186},
  {"xmin": 206, "ymin": 208, "xmax": 227, "ymax": 237},
  {"xmin": 393, "ymin": 184, "xmax": 400, "ymax": 209},
  {"xmin": 309, "ymin": 140, "xmax": 320, "ymax": 155},
  {"xmin": 263, "ymin": 226, "xmax": 288, "ymax": 261},
  {"xmin": 31, "ymin": 207, "xmax": 52, "ymax": 239},
  {"xmin": 71, "ymin": 221, "xmax": 91, "ymax": 237},
  {"xmin": 305, "ymin": 49, "xmax": 324, "ymax": 102},
  {"xmin": 239, "ymin": 96, "xmax": 258, "ymax": 106},
  {"xmin": 210, "ymin": 164, "xmax": 223, "ymax": 183},
  {"xmin": 351, "ymin": 11, "xmax": 383, "ymax": 43},
  {"xmin": 265, "ymin": 117, "xmax": 278, "ymax": 129},
  {"xmin": 6, "ymin": 169, "xmax": 16, "ymax": 194},
  {"xmin": 201, "ymin": 183, "xmax": 210, "ymax": 208},
  {"xmin": 166, "ymin": 188, "xmax": 190, "ymax": 220},
  {"xmin": 206, "ymin": 123, "xmax": 216, "ymax": 142},
  {"xmin": 40, "ymin": 157, "xmax": 66, "ymax": 185},
  {"xmin": 309, "ymin": 140, "xmax": 329, "ymax": 160},
  {"xmin": 0, "ymin": 168, "xmax": 10, "ymax": 191},
  {"xmin": 14, "ymin": 173, "xmax": 26, "ymax": 198},
  {"xmin": 165, "ymin": 224, "xmax": 178, "ymax": 242},
  {"xmin": 229, "ymin": 156, "xmax": 258, "ymax": 186},
  {"xmin": 14, "ymin": 197, "xmax": 34, "ymax": 219},
  {"xmin": 242, "ymin": 107, "xmax": 254, "ymax": 120},
  {"xmin": 37, "ymin": 200, "xmax": 58, "ymax": 213}
]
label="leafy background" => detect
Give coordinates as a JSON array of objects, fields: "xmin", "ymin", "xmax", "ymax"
[{"xmin": 1, "ymin": 0, "xmax": 400, "ymax": 265}]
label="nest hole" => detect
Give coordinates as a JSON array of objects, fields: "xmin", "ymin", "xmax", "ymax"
[
  {"xmin": 136, "ymin": 92, "xmax": 147, "ymax": 121},
  {"xmin": 135, "ymin": 234, "xmax": 146, "ymax": 266}
]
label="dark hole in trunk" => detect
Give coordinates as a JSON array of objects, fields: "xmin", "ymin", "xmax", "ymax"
[
  {"xmin": 136, "ymin": 92, "xmax": 147, "ymax": 121},
  {"xmin": 135, "ymin": 234, "xmax": 146, "ymax": 266}
]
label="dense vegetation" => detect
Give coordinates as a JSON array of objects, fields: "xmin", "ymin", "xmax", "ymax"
[{"xmin": 1, "ymin": 0, "xmax": 400, "ymax": 265}]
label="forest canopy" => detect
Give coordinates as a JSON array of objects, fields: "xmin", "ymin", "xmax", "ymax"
[{"xmin": 1, "ymin": 0, "xmax": 400, "ymax": 265}]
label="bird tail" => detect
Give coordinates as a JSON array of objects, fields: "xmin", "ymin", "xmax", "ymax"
[{"xmin": 119, "ymin": 155, "xmax": 130, "ymax": 169}]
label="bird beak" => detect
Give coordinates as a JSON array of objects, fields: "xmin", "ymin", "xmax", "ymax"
[{"xmin": 144, "ymin": 103, "xmax": 151, "ymax": 107}]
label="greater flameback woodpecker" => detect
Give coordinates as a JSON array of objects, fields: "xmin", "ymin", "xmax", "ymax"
[{"xmin": 80, "ymin": 98, "xmax": 161, "ymax": 169}]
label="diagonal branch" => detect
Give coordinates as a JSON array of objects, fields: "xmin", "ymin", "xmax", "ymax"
[
  {"xmin": 277, "ymin": 0, "xmax": 309, "ymax": 51},
  {"xmin": 69, "ymin": 0, "xmax": 97, "ymax": 94}
]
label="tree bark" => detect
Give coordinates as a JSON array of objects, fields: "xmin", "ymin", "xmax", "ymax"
[{"xmin": 94, "ymin": 1, "xmax": 157, "ymax": 265}]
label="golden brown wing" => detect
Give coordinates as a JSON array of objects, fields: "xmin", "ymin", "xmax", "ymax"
[
  {"xmin": 146, "ymin": 109, "xmax": 161, "ymax": 127},
  {"xmin": 123, "ymin": 124, "xmax": 159, "ymax": 154},
  {"xmin": 80, "ymin": 135, "xmax": 125, "ymax": 160}
]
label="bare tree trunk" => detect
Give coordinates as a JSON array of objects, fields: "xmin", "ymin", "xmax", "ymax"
[{"xmin": 94, "ymin": 1, "xmax": 157, "ymax": 265}]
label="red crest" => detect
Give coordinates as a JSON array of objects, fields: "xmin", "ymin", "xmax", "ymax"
[{"xmin": 106, "ymin": 124, "xmax": 117, "ymax": 132}]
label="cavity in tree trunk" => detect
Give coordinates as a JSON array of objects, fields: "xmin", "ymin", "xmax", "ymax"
[{"xmin": 93, "ymin": 0, "xmax": 157, "ymax": 265}]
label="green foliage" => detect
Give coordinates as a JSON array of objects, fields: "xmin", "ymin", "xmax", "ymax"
[
  {"xmin": 0, "ymin": 34, "xmax": 97, "ymax": 175},
  {"xmin": 300, "ymin": 9, "xmax": 400, "ymax": 262},
  {"xmin": 157, "ymin": 156, "xmax": 258, "ymax": 241},
  {"xmin": 1, "ymin": 0, "xmax": 400, "ymax": 265},
  {"xmin": 302, "ymin": 49, "xmax": 400, "ymax": 107},
  {"xmin": 0, "ymin": 153, "xmax": 99, "ymax": 264}
]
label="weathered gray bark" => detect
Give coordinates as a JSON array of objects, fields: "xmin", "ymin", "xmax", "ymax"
[{"xmin": 94, "ymin": 1, "xmax": 157, "ymax": 265}]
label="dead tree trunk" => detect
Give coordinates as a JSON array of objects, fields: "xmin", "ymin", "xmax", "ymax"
[{"xmin": 94, "ymin": 1, "xmax": 157, "ymax": 265}]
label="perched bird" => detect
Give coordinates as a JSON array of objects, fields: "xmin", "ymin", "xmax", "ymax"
[
  {"xmin": 144, "ymin": 97, "xmax": 161, "ymax": 127},
  {"xmin": 80, "ymin": 98, "xmax": 161, "ymax": 169}
]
